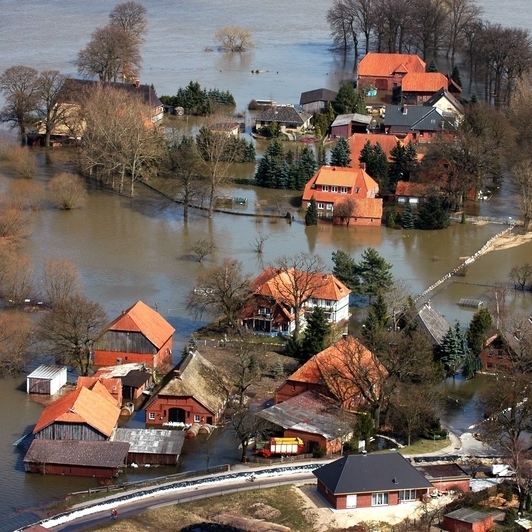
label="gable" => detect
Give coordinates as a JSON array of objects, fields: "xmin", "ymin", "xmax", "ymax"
[{"xmin": 357, "ymin": 53, "xmax": 426, "ymax": 78}]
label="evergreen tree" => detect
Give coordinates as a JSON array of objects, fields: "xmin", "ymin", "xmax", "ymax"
[
  {"xmin": 385, "ymin": 208, "xmax": 396, "ymax": 228},
  {"xmin": 370, "ymin": 143, "xmax": 389, "ymax": 192},
  {"xmin": 354, "ymin": 247, "xmax": 393, "ymax": 302},
  {"xmin": 254, "ymin": 139, "xmax": 284, "ymax": 188},
  {"xmin": 401, "ymin": 203, "xmax": 415, "ymax": 229},
  {"xmin": 416, "ymin": 195, "xmax": 450, "ymax": 229},
  {"xmin": 305, "ymin": 197, "xmax": 318, "ymax": 226},
  {"xmin": 440, "ymin": 323, "xmax": 468, "ymax": 373},
  {"xmin": 333, "ymin": 83, "xmax": 366, "ymax": 115},
  {"xmin": 301, "ymin": 306, "xmax": 332, "ymax": 360},
  {"xmin": 389, "ymin": 141, "xmax": 417, "ymax": 189},
  {"xmin": 278, "ymin": 161, "xmax": 290, "ymax": 189},
  {"xmin": 363, "ymin": 293, "xmax": 389, "ymax": 331},
  {"xmin": 359, "ymin": 139, "xmax": 374, "ymax": 169},
  {"xmin": 300, "ymin": 146, "xmax": 318, "ymax": 182},
  {"xmin": 317, "ymin": 143, "xmax": 327, "ymax": 167},
  {"xmin": 462, "ymin": 351, "xmax": 482, "ymax": 379},
  {"xmin": 330, "ymin": 137, "xmax": 351, "ymax": 167},
  {"xmin": 467, "ymin": 308, "xmax": 492, "ymax": 355},
  {"xmin": 284, "ymin": 336, "xmax": 303, "ymax": 359},
  {"xmin": 426, "ymin": 59, "xmax": 438, "ymax": 72},
  {"xmin": 451, "ymin": 65, "xmax": 462, "ymax": 89},
  {"xmin": 243, "ymin": 141, "xmax": 256, "ymax": 163},
  {"xmin": 332, "ymin": 249, "xmax": 357, "ymax": 291}
]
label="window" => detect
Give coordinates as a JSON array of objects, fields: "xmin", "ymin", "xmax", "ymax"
[
  {"xmin": 355, "ymin": 187, "xmax": 360, "ymax": 194},
  {"xmin": 148, "ymin": 412, "xmax": 155, "ymax": 420},
  {"xmin": 331, "ymin": 186, "xmax": 338, "ymax": 192},
  {"xmin": 322, "ymin": 185, "xmax": 329, "ymax": 191},
  {"xmin": 372, "ymin": 493, "xmax": 389, "ymax": 506},
  {"xmin": 400, "ymin": 489, "xmax": 416, "ymax": 502},
  {"xmin": 341, "ymin": 187, "xmax": 348, "ymax": 193},
  {"xmin": 326, "ymin": 204, "xmax": 333, "ymax": 210},
  {"xmin": 194, "ymin": 414, "xmax": 201, "ymax": 422},
  {"xmin": 317, "ymin": 203, "xmax": 325, "ymax": 209}
]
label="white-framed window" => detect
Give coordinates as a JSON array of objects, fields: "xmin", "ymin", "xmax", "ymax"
[
  {"xmin": 322, "ymin": 185, "xmax": 329, "ymax": 191},
  {"xmin": 372, "ymin": 492, "xmax": 389, "ymax": 506},
  {"xmin": 355, "ymin": 187, "xmax": 361, "ymax": 194},
  {"xmin": 317, "ymin": 203, "xmax": 325, "ymax": 209},
  {"xmin": 331, "ymin": 186, "xmax": 338, "ymax": 192},
  {"xmin": 341, "ymin": 187, "xmax": 348, "ymax": 193},
  {"xmin": 194, "ymin": 414, "xmax": 201, "ymax": 422},
  {"xmin": 400, "ymin": 489, "xmax": 416, "ymax": 502},
  {"xmin": 148, "ymin": 412, "xmax": 155, "ymax": 420},
  {"xmin": 326, "ymin": 204, "xmax": 333, "ymax": 210}
]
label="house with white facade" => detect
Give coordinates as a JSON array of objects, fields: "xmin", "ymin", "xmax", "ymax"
[{"xmin": 239, "ymin": 268, "xmax": 350, "ymax": 336}]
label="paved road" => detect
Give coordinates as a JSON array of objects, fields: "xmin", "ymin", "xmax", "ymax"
[{"xmin": 41, "ymin": 468, "xmax": 318, "ymax": 532}]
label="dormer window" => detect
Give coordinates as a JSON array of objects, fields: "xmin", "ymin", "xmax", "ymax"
[
  {"xmin": 331, "ymin": 186, "xmax": 338, "ymax": 192},
  {"xmin": 322, "ymin": 185, "xmax": 329, "ymax": 192}
]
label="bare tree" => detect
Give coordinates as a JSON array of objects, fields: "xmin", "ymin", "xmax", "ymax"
[
  {"xmin": 76, "ymin": 24, "xmax": 141, "ymax": 83},
  {"xmin": 7, "ymin": 178, "xmax": 45, "ymax": 211},
  {"xmin": 327, "ymin": 0, "xmax": 357, "ymax": 55},
  {"xmin": 373, "ymin": 0, "xmax": 414, "ymax": 53},
  {"xmin": 109, "ymin": 1, "xmax": 148, "ymax": 43},
  {"xmin": 0, "ymin": 312, "xmax": 35, "ymax": 376},
  {"xmin": 187, "ymin": 258, "xmax": 252, "ymax": 331},
  {"xmin": 0, "ymin": 253, "xmax": 34, "ymax": 304},
  {"xmin": 512, "ymin": 159, "xmax": 532, "ymax": 232},
  {"xmin": 251, "ymin": 231, "xmax": 269, "ymax": 253},
  {"xmin": 227, "ymin": 405, "xmax": 269, "ymax": 462},
  {"xmin": 48, "ymin": 172, "xmax": 88, "ymax": 210},
  {"xmin": 5, "ymin": 145, "xmax": 37, "ymax": 178},
  {"xmin": 190, "ymin": 239, "xmax": 216, "ymax": 263},
  {"xmin": 382, "ymin": 278, "xmax": 412, "ymax": 330},
  {"xmin": 0, "ymin": 193, "xmax": 35, "ymax": 245},
  {"xmin": 271, "ymin": 252, "xmax": 327, "ymax": 340},
  {"xmin": 410, "ymin": 0, "xmax": 447, "ymax": 59},
  {"xmin": 40, "ymin": 258, "xmax": 82, "ymax": 306},
  {"xmin": 214, "ymin": 27, "xmax": 254, "ymax": 52},
  {"xmin": 35, "ymin": 70, "xmax": 69, "ymax": 148},
  {"xmin": 442, "ymin": 0, "xmax": 482, "ymax": 65},
  {"xmin": 334, "ymin": 197, "xmax": 356, "ymax": 226},
  {"xmin": 0, "ymin": 65, "xmax": 40, "ymax": 145},
  {"xmin": 36, "ymin": 294, "xmax": 108, "ymax": 375},
  {"xmin": 509, "ymin": 263, "xmax": 532, "ymax": 290}
]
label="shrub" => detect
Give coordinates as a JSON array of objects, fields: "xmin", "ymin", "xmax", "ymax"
[
  {"xmin": 504, "ymin": 507, "xmax": 517, "ymax": 526},
  {"xmin": 312, "ymin": 446, "xmax": 327, "ymax": 458},
  {"xmin": 5, "ymin": 146, "xmax": 36, "ymax": 178},
  {"xmin": 48, "ymin": 172, "xmax": 87, "ymax": 210},
  {"xmin": 505, "ymin": 487, "xmax": 514, "ymax": 502}
]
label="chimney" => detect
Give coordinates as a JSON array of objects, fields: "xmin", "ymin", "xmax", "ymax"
[
  {"xmin": 402, "ymin": 104, "xmax": 408, "ymax": 115},
  {"xmin": 173, "ymin": 369, "xmax": 181, "ymax": 379},
  {"xmin": 359, "ymin": 162, "xmax": 366, "ymax": 171},
  {"xmin": 134, "ymin": 79, "xmax": 140, "ymax": 88}
]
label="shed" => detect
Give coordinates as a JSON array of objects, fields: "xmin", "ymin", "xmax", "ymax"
[
  {"xmin": 442, "ymin": 509, "xmax": 495, "ymax": 532},
  {"xmin": 26, "ymin": 365, "xmax": 67, "ymax": 395},
  {"xmin": 415, "ymin": 462, "xmax": 470, "ymax": 492},
  {"xmin": 24, "ymin": 439, "xmax": 129, "ymax": 478},
  {"xmin": 111, "ymin": 428, "xmax": 185, "ymax": 465}
]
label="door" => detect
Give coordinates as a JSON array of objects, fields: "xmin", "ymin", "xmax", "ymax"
[
  {"xmin": 168, "ymin": 408, "xmax": 186, "ymax": 423},
  {"xmin": 346, "ymin": 494, "xmax": 357, "ymax": 508}
]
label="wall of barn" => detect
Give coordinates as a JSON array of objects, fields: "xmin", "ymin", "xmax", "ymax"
[{"xmin": 35, "ymin": 422, "xmax": 106, "ymax": 441}]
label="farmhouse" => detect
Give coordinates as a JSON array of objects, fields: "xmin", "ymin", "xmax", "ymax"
[
  {"xmin": 144, "ymin": 350, "xmax": 227, "ymax": 426},
  {"xmin": 240, "ymin": 268, "xmax": 350, "ymax": 336}
]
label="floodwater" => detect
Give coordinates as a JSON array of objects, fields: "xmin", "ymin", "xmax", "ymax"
[{"xmin": 1, "ymin": 0, "xmax": 532, "ymax": 529}]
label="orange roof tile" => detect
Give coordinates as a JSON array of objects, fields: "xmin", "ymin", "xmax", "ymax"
[
  {"xmin": 314, "ymin": 166, "xmax": 360, "ymax": 187},
  {"xmin": 395, "ymin": 180, "xmax": 433, "ymax": 197},
  {"xmin": 353, "ymin": 197, "xmax": 383, "ymax": 218},
  {"xmin": 348, "ymin": 133, "xmax": 402, "ymax": 163},
  {"xmin": 104, "ymin": 300, "xmax": 175, "ymax": 349},
  {"xmin": 401, "ymin": 72, "xmax": 448, "ymax": 93},
  {"xmin": 357, "ymin": 53, "xmax": 426, "ymax": 77},
  {"xmin": 33, "ymin": 386, "xmax": 120, "ymax": 437},
  {"xmin": 77, "ymin": 377, "xmax": 121, "ymax": 406},
  {"xmin": 251, "ymin": 269, "xmax": 350, "ymax": 306},
  {"xmin": 285, "ymin": 336, "xmax": 387, "ymax": 402}
]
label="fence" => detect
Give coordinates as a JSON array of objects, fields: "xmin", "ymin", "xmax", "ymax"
[{"xmin": 249, "ymin": 453, "xmax": 315, "ymax": 466}]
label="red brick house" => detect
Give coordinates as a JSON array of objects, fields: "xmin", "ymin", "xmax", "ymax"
[
  {"xmin": 443, "ymin": 509, "xmax": 495, "ymax": 532},
  {"xmin": 401, "ymin": 72, "xmax": 455, "ymax": 104},
  {"xmin": 357, "ymin": 53, "xmax": 426, "ymax": 91},
  {"xmin": 256, "ymin": 390, "xmax": 356, "ymax": 456},
  {"xmin": 302, "ymin": 166, "xmax": 383, "ymax": 225},
  {"xmin": 478, "ymin": 334, "xmax": 516, "ymax": 373},
  {"xmin": 275, "ymin": 335, "xmax": 386, "ymax": 410},
  {"xmin": 313, "ymin": 453, "xmax": 433, "ymax": 509},
  {"xmin": 93, "ymin": 300, "xmax": 175, "ymax": 369},
  {"xmin": 144, "ymin": 350, "xmax": 227, "ymax": 426}
]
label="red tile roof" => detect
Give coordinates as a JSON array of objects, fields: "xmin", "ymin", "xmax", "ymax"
[
  {"xmin": 357, "ymin": 53, "xmax": 426, "ymax": 77},
  {"xmin": 33, "ymin": 385, "xmax": 120, "ymax": 437},
  {"xmin": 395, "ymin": 180, "xmax": 433, "ymax": 197},
  {"xmin": 285, "ymin": 336, "xmax": 386, "ymax": 403},
  {"xmin": 76, "ymin": 376, "xmax": 121, "ymax": 406},
  {"xmin": 348, "ymin": 133, "xmax": 403, "ymax": 163},
  {"xmin": 401, "ymin": 72, "xmax": 449, "ymax": 93},
  {"xmin": 104, "ymin": 300, "xmax": 175, "ymax": 349}
]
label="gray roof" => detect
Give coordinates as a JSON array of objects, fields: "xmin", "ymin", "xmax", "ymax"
[
  {"xmin": 384, "ymin": 105, "xmax": 456, "ymax": 134},
  {"xmin": 257, "ymin": 105, "xmax": 311, "ymax": 126},
  {"xmin": 300, "ymin": 88, "xmax": 338, "ymax": 105},
  {"xmin": 416, "ymin": 463, "xmax": 470, "ymax": 481},
  {"xmin": 112, "ymin": 428, "xmax": 185, "ymax": 456},
  {"xmin": 256, "ymin": 391, "xmax": 355, "ymax": 440},
  {"xmin": 414, "ymin": 303, "xmax": 451, "ymax": 346},
  {"xmin": 148, "ymin": 351, "xmax": 227, "ymax": 415},
  {"xmin": 27, "ymin": 365, "xmax": 66, "ymax": 380},
  {"xmin": 314, "ymin": 453, "xmax": 433, "ymax": 494},
  {"xmin": 331, "ymin": 113, "xmax": 372, "ymax": 128},
  {"xmin": 121, "ymin": 370, "xmax": 153, "ymax": 388},
  {"xmin": 24, "ymin": 439, "xmax": 129, "ymax": 467},
  {"xmin": 444, "ymin": 508, "xmax": 495, "ymax": 524}
]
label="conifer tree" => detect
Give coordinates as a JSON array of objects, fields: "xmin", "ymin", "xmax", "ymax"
[
  {"xmin": 332, "ymin": 249, "xmax": 357, "ymax": 290},
  {"xmin": 301, "ymin": 306, "xmax": 331, "ymax": 360},
  {"xmin": 333, "ymin": 83, "xmax": 366, "ymax": 115},
  {"xmin": 451, "ymin": 65, "xmax": 462, "ymax": 89},
  {"xmin": 401, "ymin": 203, "xmax": 415, "ymax": 229},
  {"xmin": 426, "ymin": 59, "xmax": 438, "ymax": 72},
  {"xmin": 467, "ymin": 308, "xmax": 492, "ymax": 355},
  {"xmin": 305, "ymin": 197, "xmax": 318, "ymax": 226},
  {"xmin": 416, "ymin": 195, "xmax": 450, "ymax": 229},
  {"xmin": 440, "ymin": 323, "xmax": 468, "ymax": 374},
  {"xmin": 354, "ymin": 247, "xmax": 393, "ymax": 302},
  {"xmin": 330, "ymin": 137, "xmax": 351, "ymax": 167}
]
